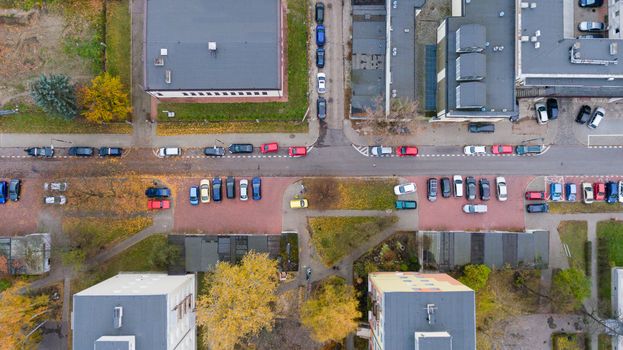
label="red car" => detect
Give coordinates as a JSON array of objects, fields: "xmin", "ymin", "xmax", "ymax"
[
  {"xmin": 260, "ymin": 142, "xmax": 279, "ymax": 154},
  {"xmin": 491, "ymin": 145, "xmax": 513, "ymax": 154},
  {"xmin": 396, "ymin": 146, "xmax": 418, "ymax": 157},
  {"xmin": 288, "ymin": 146, "xmax": 307, "ymax": 157},
  {"xmin": 148, "ymin": 199, "xmax": 170, "ymax": 209},
  {"xmin": 594, "ymin": 182, "xmax": 606, "ymax": 201},
  {"xmin": 525, "ymin": 191, "xmax": 545, "ymax": 200}
]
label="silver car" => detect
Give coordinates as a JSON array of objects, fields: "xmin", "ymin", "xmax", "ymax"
[
  {"xmin": 44, "ymin": 196, "xmax": 66, "ymax": 205},
  {"xmin": 240, "ymin": 179, "xmax": 249, "ymax": 201},
  {"xmin": 44, "ymin": 182, "xmax": 68, "ymax": 191},
  {"xmin": 463, "ymin": 204, "xmax": 487, "ymax": 214},
  {"xmin": 578, "ymin": 21, "xmax": 606, "ymax": 32}
]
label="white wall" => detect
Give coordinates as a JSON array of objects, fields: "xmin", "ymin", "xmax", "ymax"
[{"xmin": 147, "ymin": 90, "xmax": 283, "ymax": 99}]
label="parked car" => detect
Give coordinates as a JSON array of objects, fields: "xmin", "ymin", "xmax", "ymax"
[
  {"xmin": 315, "ymin": 2, "xmax": 325, "ymax": 24},
  {"xmin": 200, "ymin": 179, "xmax": 210, "ymax": 203},
  {"xmin": 145, "ymin": 187, "xmax": 171, "ymax": 198},
  {"xmin": 427, "ymin": 178, "xmax": 437, "ymax": 202},
  {"xmin": 465, "ymin": 176, "xmax": 476, "ymax": 201},
  {"xmin": 288, "ymin": 146, "xmax": 307, "ymax": 157},
  {"xmin": 491, "ymin": 145, "xmax": 513, "ymax": 155},
  {"xmin": 566, "ymin": 183, "xmax": 577, "ymax": 202},
  {"xmin": 606, "ymin": 182, "xmax": 618, "ymax": 204},
  {"xmin": 44, "ymin": 182, "xmax": 67, "ymax": 191},
  {"xmin": 479, "ymin": 178, "xmax": 490, "ymax": 201},
  {"xmin": 582, "ymin": 182, "xmax": 594, "ymax": 204},
  {"xmin": 619, "ymin": 181, "xmax": 623, "ymax": 203},
  {"xmin": 317, "ymin": 73, "xmax": 326, "ymax": 94},
  {"xmin": 25, "ymin": 147, "xmax": 54, "ymax": 158},
  {"xmin": 316, "ymin": 25, "xmax": 325, "ymax": 46},
  {"xmin": 148, "ymin": 199, "xmax": 170, "ymax": 210},
  {"xmin": 158, "ymin": 147, "xmax": 181, "ymax": 157},
  {"xmin": 396, "ymin": 146, "xmax": 418, "ymax": 157},
  {"xmin": 204, "ymin": 147, "xmax": 225, "ymax": 156},
  {"xmin": 240, "ymin": 179, "xmax": 249, "ymax": 201},
  {"xmin": 535, "ymin": 102, "xmax": 548, "ymax": 124},
  {"xmin": 189, "ymin": 186, "xmax": 199, "ymax": 205},
  {"xmin": 226, "ymin": 176, "xmax": 235, "ymax": 199},
  {"xmin": 526, "ymin": 203, "xmax": 549, "ymax": 213},
  {"xmin": 467, "ymin": 123, "xmax": 494, "ymax": 133},
  {"xmin": 212, "ymin": 177, "xmax": 222, "ymax": 202},
  {"xmin": 316, "ymin": 48, "xmax": 325, "ymax": 68},
  {"xmin": 317, "ymin": 97, "xmax": 327, "ymax": 119},
  {"xmin": 453, "ymin": 175, "xmax": 464, "ymax": 197},
  {"xmin": 546, "ymin": 98, "xmax": 559, "ymax": 120},
  {"xmin": 370, "ymin": 146, "xmax": 393, "ymax": 156},
  {"xmin": 99, "ymin": 147, "xmax": 122, "ymax": 157},
  {"xmin": 588, "ymin": 107, "xmax": 605, "ymax": 129},
  {"xmin": 515, "ymin": 145, "xmax": 544, "ymax": 155},
  {"xmin": 441, "ymin": 177, "xmax": 451, "ymax": 198},
  {"xmin": 0, "ymin": 181, "xmax": 6, "ymax": 204},
  {"xmin": 260, "ymin": 143, "xmax": 279, "ymax": 154},
  {"xmin": 579, "ymin": 0, "xmax": 603, "ymax": 7},
  {"xmin": 394, "ymin": 183, "xmax": 416, "ymax": 195},
  {"xmin": 252, "ymin": 177, "xmax": 262, "ymax": 200},
  {"xmin": 550, "ymin": 183, "xmax": 563, "ymax": 201},
  {"xmin": 575, "ymin": 105, "xmax": 592, "ymax": 124},
  {"xmin": 228, "ymin": 144, "xmax": 253, "ymax": 153},
  {"xmin": 68, "ymin": 147, "xmax": 94, "ymax": 157},
  {"xmin": 463, "ymin": 145, "xmax": 486, "ymax": 155},
  {"xmin": 463, "ymin": 204, "xmax": 487, "ymax": 214},
  {"xmin": 395, "ymin": 200, "xmax": 417, "ymax": 210},
  {"xmin": 525, "ymin": 191, "xmax": 545, "ymax": 200},
  {"xmin": 44, "ymin": 195, "xmax": 66, "ymax": 205},
  {"xmin": 8, "ymin": 179, "xmax": 20, "ymax": 202},
  {"xmin": 290, "ymin": 199, "xmax": 309, "ymax": 209},
  {"xmin": 496, "ymin": 176, "xmax": 508, "ymax": 201},
  {"xmin": 578, "ymin": 21, "xmax": 606, "ymax": 32},
  {"xmin": 594, "ymin": 182, "xmax": 606, "ymax": 201}
]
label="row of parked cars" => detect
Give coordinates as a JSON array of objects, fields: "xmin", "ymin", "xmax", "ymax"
[
  {"xmin": 524, "ymin": 181, "xmax": 623, "ymax": 214},
  {"xmin": 189, "ymin": 177, "xmax": 261, "ymax": 205},
  {"xmin": 158, "ymin": 144, "xmax": 308, "ymax": 157},
  {"xmin": 0, "ymin": 179, "xmax": 21, "ymax": 203},
  {"xmin": 464, "ymin": 144, "xmax": 545, "ymax": 155},
  {"xmin": 25, "ymin": 147, "xmax": 123, "ymax": 158},
  {"xmin": 44, "ymin": 182, "xmax": 67, "ymax": 205},
  {"xmin": 315, "ymin": 2, "xmax": 327, "ymax": 120}
]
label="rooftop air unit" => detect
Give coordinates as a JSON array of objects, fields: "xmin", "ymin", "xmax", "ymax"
[
  {"xmin": 208, "ymin": 42, "xmax": 217, "ymax": 51},
  {"xmin": 113, "ymin": 306, "xmax": 123, "ymax": 329},
  {"xmin": 165, "ymin": 70, "xmax": 172, "ymax": 84}
]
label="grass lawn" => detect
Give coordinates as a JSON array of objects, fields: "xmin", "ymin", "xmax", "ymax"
[
  {"xmin": 308, "ymin": 216, "xmax": 398, "ymax": 266},
  {"xmin": 597, "ymin": 220, "xmax": 623, "ymax": 317},
  {"xmin": 550, "ymin": 202, "xmax": 623, "ymax": 214},
  {"xmin": 157, "ymin": 0, "xmax": 309, "ymax": 127},
  {"xmin": 552, "ymin": 333, "xmax": 585, "ymax": 350},
  {"xmin": 0, "ymin": 278, "xmax": 11, "ymax": 292},
  {"xmin": 303, "ymin": 178, "xmax": 397, "ymax": 210},
  {"xmin": 105, "ymin": 0, "xmax": 131, "ymax": 89},
  {"xmin": 558, "ymin": 221, "xmax": 588, "ymax": 273},
  {"xmin": 0, "ymin": 103, "xmax": 132, "ymax": 134},
  {"xmin": 157, "ymin": 120, "xmax": 308, "ymax": 135}
]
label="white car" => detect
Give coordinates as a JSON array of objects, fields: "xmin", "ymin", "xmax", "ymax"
[
  {"xmin": 588, "ymin": 107, "xmax": 605, "ymax": 129},
  {"xmin": 200, "ymin": 179, "xmax": 210, "ymax": 203},
  {"xmin": 317, "ymin": 73, "xmax": 326, "ymax": 94},
  {"xmin": 463, "ymin": 204, "xmax": 487, "ymax": 214},
  {"xmin": 453, "ymin": 175, "xmax": 463, "ymax": 197},
  {"xmin": 44, "ymin": 182, "xmax": 67, "ymax": 191},
  {"xmin": 394, "ymin": 183, "xmax": 416, "ymax": 195},
  {"xmin": 496, "ymin": 177, "xmax": 508, "ymax": 201},
  {"xmin": 240, "ymin": 179, "xmax": 249, "ymax": 201},
  {"xmin": 44, "ymin": 195, "xmax": 66, "ymax": 205},
  {"xmin": 619, "ymin": 181, "xmax": 623, "ymax": 203},
  {"xmin": 535, "ymin": 102, "xmax": 548, "ymax": 124},
  {"xmin": 370, "ymin": 146, "xmax": 393, "ymax": 156},
  {"xmin": 463, "ymin": 145, "xmax": 486, "ymax": 155},
  {"xmin": 582, "ymin": 182, "xmax": 594, "ymax": 204},
  {"xmin": 158, "ymin": 147, "xmax": 181, "ymax": 157}
]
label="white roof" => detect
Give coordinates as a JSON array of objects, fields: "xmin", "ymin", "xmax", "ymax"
[{"xmin": 75, "ymin": 273, "xmax": 194, "ymax": 296}]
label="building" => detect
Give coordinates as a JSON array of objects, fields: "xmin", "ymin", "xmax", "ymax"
[
  {"xmin": 144, "ymin": 0, "xmax": 284, "ymax": 100},
  {"xmin": 72, "ymin": 273, "xmax": 196, "ymax": 350},
  {"xmin": 0, "ymin": 233, "xmax": 51, "ymax": 275},
  {"xmin": 368, "ymin": 272, "xmax": 476, "ymax": 350},
  {"xmin": 609, "ymin": 268, "xmax": 623, "ymax": 349}
]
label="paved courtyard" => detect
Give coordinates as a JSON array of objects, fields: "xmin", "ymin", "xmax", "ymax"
[{"xmin": 1, "ymin": 177, "xmax": 43, "ymax": 235}]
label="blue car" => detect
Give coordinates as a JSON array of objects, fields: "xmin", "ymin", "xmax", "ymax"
[
  {"xmin": 316, "ymin": 25, "xmax": 325, "ymax": 47},
  {"xmin": 565, "ymin": 183, "xmax": 577, "ymax": 202},
  {"xmin": 606, "ymin": 182, "xmax": 618, "ymax": 204},
  {"xmin": 550, "ymin": 183, "xmax": 562, "ymax": 201},
  {"xmin": 212, "ymin": 177, "xmax": 222, "ymax": 202},
  {"xmin": 252, "ymin": 177, "xmax": 261, "ymax": 200},
  {"xmin": 0, "ymin": 181, "xmax": 6, "ymax": 204},
  {"xmin": 145, "ymin": 187, "xmax": 171, "ymax": 198},
  {"xmin": 189, "ymin": 186, "xmax": 199, "ymax": 206}
]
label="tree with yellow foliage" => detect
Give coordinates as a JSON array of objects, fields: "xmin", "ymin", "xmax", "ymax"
[
  {"xmin": 196, "ymin": 251, "xmax": 278, "ymax": 350},
  {"xmin": 300, "ymin": 276, "xmax": 359, "ymax": 344},
  {"xmin": 80, "ymin": 73, "xmax": 131, "ymax": 123},
  {"xmin": 0, "ymin": 281, "xmax": 50, "ymax": 350}
]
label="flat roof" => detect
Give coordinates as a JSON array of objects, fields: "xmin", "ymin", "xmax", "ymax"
[
  {"xmin": 145, "ymin": 0, "xmax": 281, "ymax": 91},
  {"xmin": 369, "ymin": 272, "xmax": 472, "ymax": 292},
  {"xmin": 75, "ymin": 273, "xmax": 193, "ymax": 296},
  {"xmin": 388, "ymin": 0, "xmax": 423, "ymax": 101}
]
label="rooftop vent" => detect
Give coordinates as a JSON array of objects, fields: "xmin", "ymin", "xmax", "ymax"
[
  {"xmin": 425, "ymin": 304, "xmax": 437, "ymax": 325},
  {"xmin": 160, "ymin": 48, "xmax": 168, "ymax": 56},
  {"xmin": 610, "ymin": 42, "xmax": 618, "ymax": 56},
  {"xmin": 208, "ymin": 42, "xmax": 217, "ymax": 51},
  {"xmin": 113, "ymin": 306, "xmax": 123, "ymax": 329},
  {"xmin": 154, "ymin": 57, "xmax": 164, "ymax": 66},
  {"xmin": 165, "ymin": 70, "xmax": 172, "ymax": 84}
]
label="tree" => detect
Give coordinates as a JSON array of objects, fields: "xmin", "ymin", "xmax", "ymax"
[
  {"xmin": 551, "ymin": 268, "xmax": 591, "ymax": 312},
  {"xmin": 459, "ymin": 264, "xmax": 491, "ymax": 292},
  {"xmin": 361, "ymin": 95, "xmax": 419, "ymax": 135},
  {"xmin": 80, "ymin": 73, "xmax": 131, "ymax": 123},
  {"xmin": 148, "ymin": 239, "xmax": 181, "ymax": 269},
  {"xmin": 196, "ymin": 251, "xmax": 278, "ymax": 350},
  {"xmin": 300, "ymin": 276, "xmax": 359, "ymax": 344},
  {"xmin": 0, "ymin": 281, "xmax": 50, "ymax": 350},
  {"xmin": 29, "ymin": 74, "xmax": 77, "ymax": 119}
]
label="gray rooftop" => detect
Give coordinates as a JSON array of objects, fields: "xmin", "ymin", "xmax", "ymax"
[
  {"xmin": 0, "ymin": 233, "xmax": 51, "ymax": 275},
  {"xmin": 145, "ymin": 0, "xmax": 281, "ymax": 91},
  {"xmin": 388, "ymin": 0, "xmax": 423, "ymax": 101},
  {"xmin": 456, "ymin": 82, "xmax": 486, "ymax": 109},
  {"xmin": 456, "ymin": 53, "xmax": 486, "ymax": 80}
]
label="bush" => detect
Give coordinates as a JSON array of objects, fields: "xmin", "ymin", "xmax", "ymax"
[{"xmin": 29, "ymin": 74, "xmax": 77, "ymax": 119}]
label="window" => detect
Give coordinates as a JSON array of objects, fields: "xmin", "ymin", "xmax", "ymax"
[
  {"xmin": 238, "ymin": 92, "xmax": 244, "ymax": 96},
  {"xmin": 182, "ymin": 92, "xmax": 189, "ymax": 96},
  {"xmin": 223, "ymin": 92, "xmax": 228, "ymax": 96},
  {"xmin": 262, "ymin": 92, "xmax": 268, "ymax": 95},
  {"xmin": 254, "ymin": 92, "xmax": 260, "ymax": 95},
  {"xmin": 207, "ymin": 92, "xmax": 212, "ymax": 96},
  {"xmin": 215, "ymin": 92, "xmax": 220, "ymax": 96},
  {"xmin": 156, "ymin": 93, "xmax": 163, "ymax": 96},
  {"xmin": 198, "ymin": 92, "xmax": 204, "ymax": 96},
  {"xmin": 190, "ymin": 92, "xmax": 196, "ymax": 96},
  {"xmin": 246, "ymin": 92, "xmax": 252, "ymax": 96}
]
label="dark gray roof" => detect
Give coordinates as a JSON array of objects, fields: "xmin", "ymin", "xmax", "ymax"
[
  {"xmin": 388, "ymin": 0, "xmax": 420, "ymax": 101},
  {"xmin": 95, "ymin": 336, "xmax": 134, "ymax": 350},
  {"xmin": 456, "ymin": 82, "xmax": 486, "ymax": 109},
  {"xmin": 145, "ymin": 0, "xmax": 281, "ymax": 91},
  {"xmin": 455, "ymin": 24, "xmax": 486, "ymax": 53},
  {"xmin": 185, "ymin": 236, "xmax": 220, "ymax": 272},
  {"xmin": 456, "ymin": 53, "xmax": 485, "ymax": 81}
]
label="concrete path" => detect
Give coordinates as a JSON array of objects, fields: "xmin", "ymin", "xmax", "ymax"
[
  {"xmin": 501, "ymin": 314, "xmax": 585, "ymax": 349},
  {"xmin": 0, "ymin": 133, "xmax": 133, "ymax": 148}
]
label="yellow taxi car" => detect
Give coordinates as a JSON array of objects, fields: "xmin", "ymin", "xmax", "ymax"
[{"xmin": 289, "ymin": 199, "xmax": 308, "ymax": 209}]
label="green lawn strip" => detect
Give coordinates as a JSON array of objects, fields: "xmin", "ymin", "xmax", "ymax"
[
  {"xmin": 105, "ymin": 0, "xmax": 131, "ymax": 89},
  {"xmin": 157, "ymin": 0, "xmax": 308, "ymax": 122},
  {"xmin": 550, "ymin": 202, "xmax": 623, "ymax": 214},
  {"xmin": 558, "ymin": 221, "xmax": 588, "ymax": 273},
  {"xmin": 156, "ymin": 120, "xmax": 308, "ymax": 135},
  {"xmin": 552, "ymin": 333, "xmax": 585, "ymax": 350},
  {"xmin": 598, "ymin": 334, "xmax": 613, "ymax": 350},
  {"xmin": 597, "ymin": 220, "xmax": 623, "ymax": 317},
  {"xmin": 303, "ymin": 178, "xmax": 397, "ymax": 210},
  {"xmin": 0, "ymin": 278, "xmax": 11, "ymax": 292},
  {"xmin": 308, "ymin": 216, "xmax": 398, "ymax": 266}
]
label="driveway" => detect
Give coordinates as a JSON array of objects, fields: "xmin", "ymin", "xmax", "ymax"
[{"xmin": 1, "ymin": 177, "xmax": 43, "ymax": 235}]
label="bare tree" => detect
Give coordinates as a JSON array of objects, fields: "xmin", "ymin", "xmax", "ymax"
[{"xmin": 362, "ymin": 95, "xmax": 419, "ymax": 135}]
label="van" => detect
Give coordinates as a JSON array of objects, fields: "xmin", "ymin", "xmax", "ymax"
[{"xmin": 158, "ymin": 147, "xmax": 181, "ymax": 157}]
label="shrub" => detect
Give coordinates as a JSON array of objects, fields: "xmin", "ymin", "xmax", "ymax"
[{"xmin": 29, "ymin": 74, "xmax": 77, "ymax": 119}]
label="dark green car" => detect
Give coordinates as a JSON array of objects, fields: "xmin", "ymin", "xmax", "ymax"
[{"xmin": 395, "ymin": 200, "xmax": 417, "ymax": 210}]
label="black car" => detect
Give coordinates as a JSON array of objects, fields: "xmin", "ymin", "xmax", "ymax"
[
  {"xmin": 69, "ymin": 147, "xmax": 94, "ymax": 157},
  {"xmin": 576, "ymin": 105, "xmax": 591, "ymax": 124},
  {"xmin": 526, "ymin": 203, "xmax": 549, "ymax": 213},
  {"xmin": 226, "ymin": 176, "xmax": 235, "ymax": 199},
  {"xmin": 204, "ymin": 147, "xmax": 225, "ymax": 156},
  {"xmin": 546, "ymin": 98, "xmax": 559, "ymax": 120},
  {"xmin": 315, "ymin": 2, "xmax": 324, "ymax": 24},
  {"xmin": 99, "ymin": 147, "xmax": 123, "ymax": 157},
  {"xmin": 427, "ymin": 178, "xmax": 437, "ymax": 202},
  {"xmin": 9, "ymin": 179, "xmax": 20, "ymax": 202},
  {"xmin": 212, "ymin": 177, "xmax": 222, "ymax": 201},
  {"xmin": 228, "ymin": 144, "xmax": 254, "ymax": 154},
  {"xmin": 479, "ymin": 178, "xmax": 490, "ymax": 201},
  {"xmin": 440, "ymin": 177, "xmax": 451, "ymax": 198},
  {"xmin": 145, "ymin": 187, "xmax": 171, "ymax": 198},
  {"xmin": 468, "ymin": 123, "xmax": 495, "ymax": 133},
  {"xmin": 317, "ymin": 97, "xmax": 327, "ymax": 120},
  {"xmin": 25, "ymin": 147, "xmax": 54, "ymax": 158},
  {"xmin": 579, "ymin": 0, "xmax": 603, "ymax": 8},
  {"xmin": 466, "ymin": 176, "xmax": 476, "ymax": 201},
  {"xmin": 316, "ymin": 48, "xmax": 325, "ymax": 68}
]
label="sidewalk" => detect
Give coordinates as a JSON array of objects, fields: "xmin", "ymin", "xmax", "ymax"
[{"xmin": 0, "ymin": 133, "xmax": 133, "ymax": 147}]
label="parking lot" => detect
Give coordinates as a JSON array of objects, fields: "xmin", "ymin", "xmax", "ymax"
[
  {"xmin": 574, "ymin": 1, "xmax": 608, "ymax": 38},
  {"xmin": 0, "ymin": 178, "xmax": 43, "ymax": 235}
]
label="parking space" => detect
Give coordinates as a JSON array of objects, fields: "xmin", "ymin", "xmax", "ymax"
[
  {"xmin": 172, "ymin": 177, "xmax": 294, "ymax": 234},
  {"xmin": 564, "ymin": 97, "xmax": 623, "ymax": 146},
  {"xmin": 545, "ymin": 175, "xmax": 623, "ymax": 200},
  {"xmin": 411, "ymin": 175, "xmax": 533, "ymax": 231},
  {"xmin": 574, "ymin": 1, "xmax": 608, "ymax": 38},
  {"xmin": 0, "ymin": 178, "xmax": 43, "ymax": 235}
]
